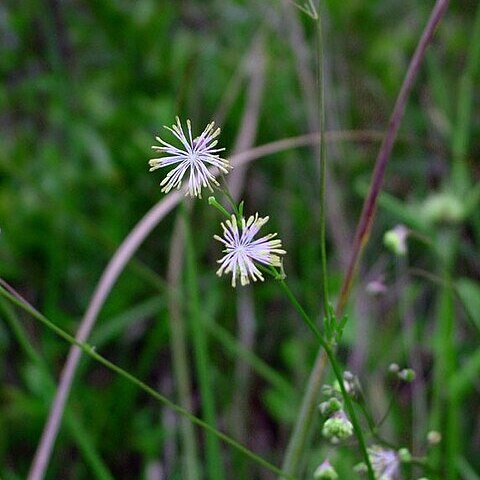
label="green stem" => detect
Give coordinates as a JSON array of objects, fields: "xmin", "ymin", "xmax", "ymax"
[
  {"xmin": 182, "ymin": 205, "xmax": 224, "ymax": 480},
  {"xmin": 429, "ymin": 230, "xmax": 458, "ymax": 479},
  {"xmin": 0, "ymin": 282, "xmax": 294, "ymax": 480},
  {"xmin": 278, "ymin": 279, "xmax": 375, "ymax": 479}
]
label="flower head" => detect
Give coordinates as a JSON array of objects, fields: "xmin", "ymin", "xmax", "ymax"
[
  {"xmin": 214, "ymin": 214, "xmax": 286, "ymax": 288},
  {"xmin": 368, "ymin": 446, "xmax": 400, "ymax": 480},
  {"xmin": 149, "ymin": 117, "xmax": 230, "ymax": 198}
]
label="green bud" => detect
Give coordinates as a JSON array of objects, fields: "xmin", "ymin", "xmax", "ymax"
[
  {"xmin": 427, "ymin": 431, "xmax": 442, "ymax": 445},
  {"xmin": 318, "ymin": 397, "xmax": 343, "ymax": 416},
  {"xmin": 398, "ymin": 448, "xmax": 411, "ymax": 463},
  {"xmin": 398, "ymin": 368, "xmax": 416, "ymax": 382},
  {"xmin": 384, "ymin": 225, "xmax": 409, "ymax": 256},
  {"xmin": 313, "ymin": 460, "xmax": 338, "ymax": 480},
  {"xmin": 389, "ymin": 363, "xmax": 400, "ymax": 374},
  {"xmin": 322, "ymin": 412, "xmax": 353, "ymax": 440},
  {"xmin": 353, "ymin": 462, "xmax": 368, "ymax": 473}
]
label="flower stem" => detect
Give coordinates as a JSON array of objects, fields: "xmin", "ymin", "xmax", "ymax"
[{"xmin": 278, "ymin": 279, "xmax": 375, "ymax": 479}]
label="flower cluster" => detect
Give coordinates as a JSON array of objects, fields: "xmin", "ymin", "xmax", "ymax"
[{"xmin": 149, "ymin": 118, "xmax": 286, "ymax": 287}]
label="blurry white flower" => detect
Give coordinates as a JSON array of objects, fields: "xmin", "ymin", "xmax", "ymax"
[
  {"xmin": 149, "ymin": 117, "xmax": 230, "ymax": 197},
  {"xmin": 368, "ymin": 446, "xmax": 399, "ymax": 480},
  {"xmin": 214, "ymin": 214, "xmax": 286, "ymax": 288}
]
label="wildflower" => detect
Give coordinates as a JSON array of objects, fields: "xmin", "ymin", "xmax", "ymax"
[
  {"xmin": 368, "ymin": 445, "xmax": 399, "ymax": 480},
  {"xmin": 322, "ymin": 411, "xmax": 354, "ymax": 441},
  {"xmin": 398, "ymin": 368, "xmax": 416, "ymax": 382},
  {"xmin": 214, "ymin": 214, "xmax": 286, "ymax": 288},
  {"xmin": 149, "ymin": 117, "xmax": 230, "ymax": 198},
  {"xmin": 313, "ymin": 459, "xmax": 338, "ymax": 480},
  {"xmin": 383, "ymin": 225, "xmax": 409, "ymax": 256}
]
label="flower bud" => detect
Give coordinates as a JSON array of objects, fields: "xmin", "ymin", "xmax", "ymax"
[
  {"xmin": 353, "ymin": 462, "xmax": 367, "ymax": 474},
  {"xmin": 322, "ymin": 411, "xmax": 354, "ymax": 441},
  {"xmin": 313, "ymin": 460, "xmax": 338, "ymax": 480},
  {"xmin": 427, "ymin": 431, "xmax": 442, "ymax": 445},
  {"xmin": 398, "ymin": 448, "xmax": 411, "ymax": 463},
  {"xmin": 384, "ymin": 225, "xmax": 409, "ymax": 256},
  {"xmin": 398, "ymin": 368, "xmax": 416, "ymax": 382},
  {"xmin": 318, "ymin": 397, "xmax": 343, "ymax": 416},
  {"xmin": 388, "ymin": 363, "xmax": 400, "ymax": 374}
]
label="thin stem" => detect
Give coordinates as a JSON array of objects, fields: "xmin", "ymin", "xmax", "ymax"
[
  {"xmin": 0, "ymin": 281, "xmax": 294, "ymax": 480},
  {"xmin": 278, "ymin": 279, "xmax": 375, "ymax": 479},
  {"xmin": 219, "ymin": 174, "xmax": 240, "ymax": 218},
  {"xmin": 278, "ymin": 279, "xmax": 322, "ymax": 342},
  {"xmin": 182, "ymin": 205, "xmax": 224, "ymax": 480},
  {"xmin": 429, "ymin": 230, "xmax": 459, "ymax": 478},
  {"xmin": 336, "ymin": 0, "xmax": 450, "ymax": 315},
  {"xmin": 315, "ymin": 2, "xmax": 330, "ymax": 320}
]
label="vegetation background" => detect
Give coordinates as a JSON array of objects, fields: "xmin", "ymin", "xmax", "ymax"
[{"xmin": 1, "ymin": 0, "xmax": 479, "ymax": 479}]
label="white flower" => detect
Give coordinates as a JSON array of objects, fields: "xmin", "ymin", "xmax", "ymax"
[
  {"xmin": 368, "ymin": 446, "xmax": 400, "ymax": 480},
  {"xmin": 149, "ymin": 117, "xmax": 230, "ymax": 198},
  {"xmin": 214, "ymin": 214, "xmax": 286, "ymax": 288}
]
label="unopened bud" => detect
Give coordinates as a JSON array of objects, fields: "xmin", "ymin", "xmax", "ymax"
[
  {"xmin": 427, "ymin": 431, "xmax": 442, "ymax": 445},
  {"xmin": 398, "ymin": 368, "xmax": 416, "ymax": 382},
  {"xmin": 318, "ymin": 397, "xmax": 342, "ymax": 416},
  {"xmin": 389, "ymin": 363, "xmax": 400, "ymax": 374},
  {"xmin": 398, "ymin": 448, "xmax": 411, "ymax": 463},
  {"xmin": 322, "ymin": 411, "xmax": 354, "ymax": 441},
  {"xmin": 384, "ymin": 225, "xmax": 409, "ymax": 256},
  {"xmin": 313, "ymin": 460, "xmax": 338, "ymax": 480},
  {"xmin": 353, "ymin": 462, "xmax": 367, "ymax": 474}
]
